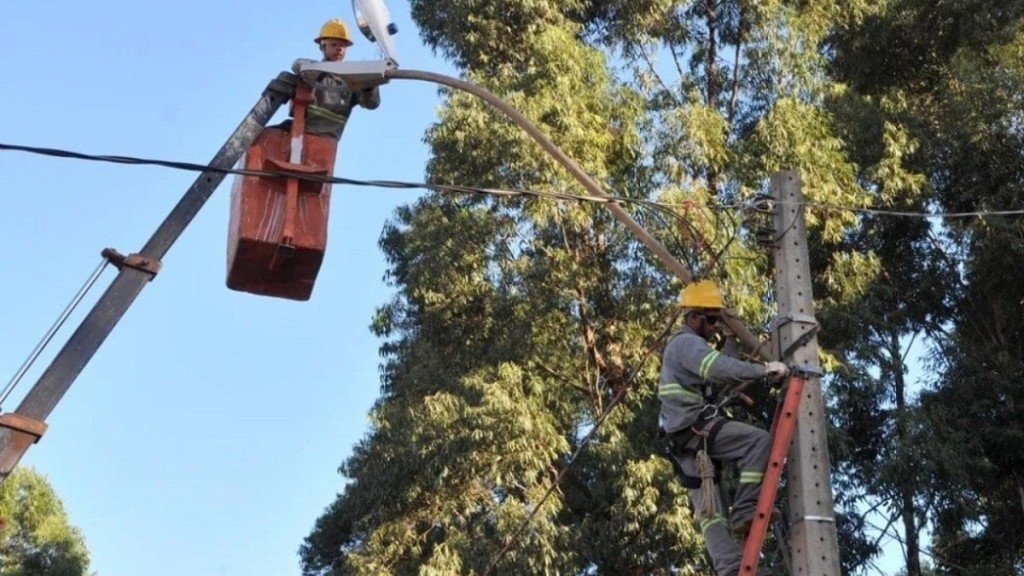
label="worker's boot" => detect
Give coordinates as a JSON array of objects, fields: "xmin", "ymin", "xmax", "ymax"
[{"xmin": 731, "ymin": 507, "xmax": 782, "ymax": 541}]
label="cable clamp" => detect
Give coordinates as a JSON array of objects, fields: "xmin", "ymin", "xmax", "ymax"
[
  {"xmin": 773, "ymin": 313, "xmax": 817, "ymax": 329},
  {"xmin": 101, "ymin": 248, "xmax": 162, "ymax": 279},
  {"xmin": 794, "ymin": 363, "xmax": 824, "ymax": 377}
]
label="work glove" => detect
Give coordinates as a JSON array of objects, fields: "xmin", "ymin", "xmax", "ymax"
[{"xmin": 764, "ymin": 361, "xmax": 789, "ymax": 379}]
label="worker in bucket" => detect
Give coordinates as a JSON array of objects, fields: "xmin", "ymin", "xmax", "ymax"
[
  {"xmin": 658, "ymin": 280, "xmax": 788, "ymax": 576},
  {"xmin": 273, "ymin": 18, "xmax": 381, "ymax": 139}
]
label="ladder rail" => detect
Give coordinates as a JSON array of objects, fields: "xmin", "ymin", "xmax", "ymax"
[{"xmin": 739, "ymin": 373, "xmax": 806, "ymax": 574}]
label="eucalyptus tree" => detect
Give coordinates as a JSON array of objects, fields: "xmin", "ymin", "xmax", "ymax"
[
  {"xmin": 300, "ymin": 1, "xmax": 935, "ymax": 574},
  {"xmin": 913, "ymin": 7, "xmax": 1024, "ymax": 572},
  {"xmin": 828, "ymin": 2, "xmax": 1024, "ymax": 573}
]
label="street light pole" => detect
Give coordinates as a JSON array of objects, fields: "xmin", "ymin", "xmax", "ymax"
[
  {"xmin": 384, "ymin": 68, "xmax": 770, "ymax": 357},
  {"xmin": 385, "ymin": 69, "xmax": 690, "ymax": 280}
]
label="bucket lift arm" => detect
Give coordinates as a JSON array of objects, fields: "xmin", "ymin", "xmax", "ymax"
[{"xmin": 0, "ymin": 73, "xmax": 297, "ymax": 481}]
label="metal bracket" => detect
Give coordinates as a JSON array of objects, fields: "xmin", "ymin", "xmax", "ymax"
[
  {"xmin": 795, "ymin": 515, "xmax": 835, "ymax": 524},
  {"xmin": 774, "ymin": 313, "xmax": 820, "ymax": 361},
  {"xmin": 793, "ymin": 362, "xmax": 824, "ymax": 377},
  {"xmin": 0, "ymin": 413, "xmax": 46, "ymax": 442},
  {"xmin": 0, "ymin": 414, "xmax": 48, "ymax": 476},
  {"xmin": 773, "ymin": 313, "xmax": 817, "ymax": 330},
  {"xmin": 783, "ymin": 325, "xmax": 819, "ymax": 354},
  {"xmin": 101, "ymin": 248, "xmax": 162, "ymax": 279}
]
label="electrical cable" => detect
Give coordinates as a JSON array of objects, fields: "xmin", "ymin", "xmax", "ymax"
[
  {"xmin": 0, "ymin": 142, "xmax": 670, "ymax": 213},
  {"xmin": 0, "ymin": 140, "xmax": 725, "ymax": 287},
  {"xmin": 800, "ymin": 200, "xmax": 1024, "ymax": 220},
  {"xmin": 6, "ymin": 142, "xmax": 1019, "ymax": 221}
]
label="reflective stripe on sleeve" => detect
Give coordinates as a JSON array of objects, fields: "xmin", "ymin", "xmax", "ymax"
[
  {"xmin": 658, "ymin": 383, "xmax": 703, "ymax": 403},
  {"xmin": 699, "ymin": 350, "xmax": 721, "ymax": 379}
]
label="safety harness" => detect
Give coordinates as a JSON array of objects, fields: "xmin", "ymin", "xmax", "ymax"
[
  {"xmin": 660, "ymin": 407, "xmax": 733, "ymax": 520},
  {"xmin": 659, "ymin": 409, "xmax": 729, "ymax": 490}
]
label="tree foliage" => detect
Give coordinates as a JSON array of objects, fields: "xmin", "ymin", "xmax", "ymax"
[
  {"xmin": 0, "ymin": 468, "xmax": 91, "ymax": 576},
  {"xmin": 829, "ymin": 1, "xmax": 1024, "ymax": 573},
  {"xmin": 300, "ymin": 1, "xmax": 1024, "ymax": 575}
]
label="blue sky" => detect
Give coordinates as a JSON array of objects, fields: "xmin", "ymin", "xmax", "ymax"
[{"xmin": 1, "ymin": 2, "xmax": 451, "ymax": 574}]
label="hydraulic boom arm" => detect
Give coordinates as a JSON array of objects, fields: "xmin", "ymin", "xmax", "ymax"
[{"xmin": 0, "ymin": 73, "xmax": 297, "ymax": 482}]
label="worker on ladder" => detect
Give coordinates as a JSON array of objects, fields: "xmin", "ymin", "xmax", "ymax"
[
  {"xmin": 657, "ymin": 280, "xmax": 789, "ymax": 576},
  {"xmin": 270, "ymin": 18, "xmax": 382, "ymax": 139}
]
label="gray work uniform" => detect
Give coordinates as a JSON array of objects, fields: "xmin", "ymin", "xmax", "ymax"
[{"xmin": 658, "ymin": 325, "xmax": 772, "ymax": 576}]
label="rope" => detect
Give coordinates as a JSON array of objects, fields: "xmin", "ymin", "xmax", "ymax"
[{"xmin": 695, "ymin": 435, "xmax": 718, "ymax": 519}]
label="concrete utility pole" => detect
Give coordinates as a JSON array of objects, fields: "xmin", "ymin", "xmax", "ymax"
[{"xmin": 770, "ymin": 171, "xmax": 841, "ymax": 574}]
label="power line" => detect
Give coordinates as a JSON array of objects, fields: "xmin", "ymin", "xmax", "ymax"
[
  {"xmin": 801, "ymin": 201, "xmax": 1024, "ymax": 220},
  {"xmin": 6, "ymin": 141, "xmax": 1015, "ymax": 222},
  {"xmin": 0, "ymin": 142, "xmax": 667, "ymax": 212},
  {"xmin": 0, "ymin": 141, "xmax": 726, "ymax": 279},
  {"xmin": 5, "ymin": 142, "xmax": 1020, "ymax": 221}
]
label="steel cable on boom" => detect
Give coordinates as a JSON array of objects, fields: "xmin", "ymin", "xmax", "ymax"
[
  {"xmin": 480, "ymin": 308, "xmax": 683, "ymax": 576},
  {"xmin": 0, "ymin": 259, "xmax": 109, "ymax": 408}
]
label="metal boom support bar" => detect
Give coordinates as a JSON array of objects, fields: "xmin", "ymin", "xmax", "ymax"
[{"xmin": 0, "ymin": 73, "xmax": 297, "ymax": 480}]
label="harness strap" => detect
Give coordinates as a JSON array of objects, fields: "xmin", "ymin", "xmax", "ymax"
[
  {"xmin": 703, "ymin": 417, "xmax": 728, "ymax": 449},
  {"xmin": 659, "ymin": 416, "xmax": 730, "ymax": 489}
]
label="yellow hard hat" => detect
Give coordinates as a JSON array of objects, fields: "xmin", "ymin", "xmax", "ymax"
[
  {"xmin": 679, "ymin": 280, "xmax": 726, "ymax": 310},
  {"xmin": 315, "ymin": 18, "xmax": 354, "ymax": 46}
]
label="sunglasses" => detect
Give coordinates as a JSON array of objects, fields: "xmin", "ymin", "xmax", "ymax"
[{"xmin": 701, "ymin": 314, "xmax": 720, "ymax": 325}]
